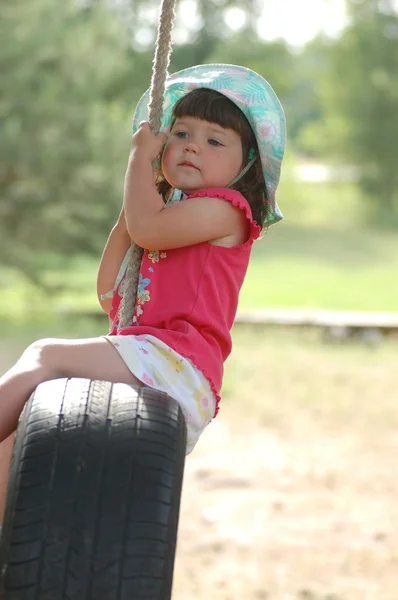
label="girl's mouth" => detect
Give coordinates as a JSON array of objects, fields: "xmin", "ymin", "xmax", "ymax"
[{"xmin": 179, "ymin": 161, "xmax": 198, "ymax": 170}]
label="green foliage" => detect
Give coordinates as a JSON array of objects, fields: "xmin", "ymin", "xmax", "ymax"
[
  {"xmin": 206, "ymin": 33, "xmax": 294, "ymax": 99},
  {"xmin": 285, "ymin": 35, "xmax": 333, "ymax": 154},
  {"xmin": 289, "ymin": 36, "xmax": 339, "ymax": 158},
  {"xmin": 315, "ymin": 0, "xmax": 398, "ymax": 212},
  {"xmin": 0, "ymin": 0, "xmax": 153, "ymax": 283},
  {"xmin": 170, "ymin": 1, "xmax": 264, "ymax": 71}
]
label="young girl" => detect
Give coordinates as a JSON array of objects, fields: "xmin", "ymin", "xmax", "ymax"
[{"xmin": 0, "ymin": 64, "xmax": 285, "ymax": 498}]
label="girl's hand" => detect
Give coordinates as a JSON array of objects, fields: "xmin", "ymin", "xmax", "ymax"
[{"xmin": 131, "ymin": 121, "xmax": 168, "ymax": 163}]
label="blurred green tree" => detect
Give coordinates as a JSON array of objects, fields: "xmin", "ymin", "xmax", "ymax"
[
  {"xmin": 168, "ymin": 0, "xmax": 264, "ymax": 70},
  {"xmin": 0, "ymin": 0, "xmax": 153, "ymax": 285},
  {"xmin": 205, "ymin": 32, "xmax": 294, "ymax": 98},
  {"xmin": 287, "ymin": 35, "xmax": 334, "ymax": 157},
  {"xmin": 318, "ymin": 0, "xmax": 398, "ymax": 212}
]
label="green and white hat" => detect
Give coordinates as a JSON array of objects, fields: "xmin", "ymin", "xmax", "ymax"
[{"xmin": 133, "ymin": 64, "xmax": 286, "ymax": 226}]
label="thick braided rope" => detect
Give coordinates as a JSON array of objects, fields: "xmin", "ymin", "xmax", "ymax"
[{"xmin": 118, "ymin": 0, "xmax": 177, "ymax": 328}]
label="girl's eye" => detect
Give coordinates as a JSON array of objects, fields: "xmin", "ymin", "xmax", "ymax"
[
  {"xmin": 208, "ymin": 139, "xmax": 222, "ymax": 147},
  {"xmin": 175, "ymin": 131, "xmax": 188, "ymax": 139}
]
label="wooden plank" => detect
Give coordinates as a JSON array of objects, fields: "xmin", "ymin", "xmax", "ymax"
[
  {"xmin": 63, "ymin": 308, "xmax": 398, "ymax": 331},
  {"xmin": 235, "ymin": 309, "xmax": 398, "ymax": 330}
]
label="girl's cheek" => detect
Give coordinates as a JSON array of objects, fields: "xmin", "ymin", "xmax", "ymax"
[{"xmin": 161, "ymin": 144, "xmax": 173, "ymax": 170}]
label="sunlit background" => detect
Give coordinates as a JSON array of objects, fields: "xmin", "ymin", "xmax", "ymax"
[{"xmin": 225, "ymin": 0, "xmax": 347, "ymax": 44}]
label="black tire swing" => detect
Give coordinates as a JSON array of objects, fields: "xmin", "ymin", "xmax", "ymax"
[{"xmin": 0, "ymin": 1, "xmax": 186, "ymax": 598}]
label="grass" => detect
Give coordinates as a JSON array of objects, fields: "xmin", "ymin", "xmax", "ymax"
[
  {"xmin": 241, "ymin": 222, "xmax": 398, "ymax": 311},
  {"xmin": 239, "ymin": 177, "xmax": 398, "ymax": 312},
  {"xmin": 0, "ymin": 178, "xmax": 397, "ymax": 337}
]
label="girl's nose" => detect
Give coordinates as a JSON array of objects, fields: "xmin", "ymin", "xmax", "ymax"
[{"xmin": 184, "ymin": 139, "xmax": 199, "ymax": 153}]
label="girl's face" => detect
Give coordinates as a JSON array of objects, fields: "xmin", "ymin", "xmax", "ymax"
[{"xmin": 161, "ymin": 116, "xmax": 244, "ymax": 195}]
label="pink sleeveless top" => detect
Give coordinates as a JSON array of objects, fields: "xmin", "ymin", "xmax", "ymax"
[{"xmin": 108, "ymin": 188, "xmax": 261, "ymax": 415}]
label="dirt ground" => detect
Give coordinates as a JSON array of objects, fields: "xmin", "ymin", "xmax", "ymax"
[
  {"xmin": 1, "ymin": 334, "xmax": 397, "ymax": 599},
  {"xmin": 174, "ymin": 410, "xmax": 398, "ymax": 600}
]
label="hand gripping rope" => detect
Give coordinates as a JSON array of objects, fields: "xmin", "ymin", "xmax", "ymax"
[{"xmin": 118, "ymin": 0, "xmax": 177, "ymax": 328}]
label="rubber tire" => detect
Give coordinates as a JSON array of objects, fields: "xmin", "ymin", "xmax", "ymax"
[{"xmin": 0, "ymin": 378, "xmax": 187, "ymax": 599}]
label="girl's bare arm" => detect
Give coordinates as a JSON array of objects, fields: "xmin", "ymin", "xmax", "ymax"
[
  {"xmin": 97, "ymin": 210, "xmax": 131, "ymax": 314},
  {"xmin": 124, "ymin": 124, "xmax": 247, "ymax": 251}
]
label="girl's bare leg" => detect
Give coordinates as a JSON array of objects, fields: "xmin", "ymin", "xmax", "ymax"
[{"xmin": 0, "ymin": 337, "xmax": 142, "ymax": 520}]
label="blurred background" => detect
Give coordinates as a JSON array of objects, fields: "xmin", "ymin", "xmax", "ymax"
[
  {"xmin": 1, "ymin": 0, "xmax": 398, "ymax": 329},
  {"xmin": 1, "ymin": 0, "xmax": 398, "ymax": 598}
]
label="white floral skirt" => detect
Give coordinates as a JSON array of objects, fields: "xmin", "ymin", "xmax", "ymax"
[{"xmin": 104, "ymin": 333, "xmax": 216, "ymax": 454}]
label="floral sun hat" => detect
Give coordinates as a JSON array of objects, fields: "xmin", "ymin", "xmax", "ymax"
[{"xmin": 132, "ymin": 64, "xmax": 286, "ymax": 226}]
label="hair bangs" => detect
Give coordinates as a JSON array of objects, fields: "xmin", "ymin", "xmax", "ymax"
[{"xmin": 172, "ymin": 88, "xmax": 251, "ymax": 140}]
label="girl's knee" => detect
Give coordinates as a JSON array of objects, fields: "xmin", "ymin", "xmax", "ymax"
[
  {"xmin": 23, "ymin": 338, "xmax": 55, "ymax": 358},
  {"xmin": 19, "ymin": 338, "xmax": 61, "ymax": 377}
]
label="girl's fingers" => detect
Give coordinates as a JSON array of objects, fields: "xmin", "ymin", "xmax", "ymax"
[
  {"xmin": 131, "ymin": 125, "xmax": 167, "ymax": 161},
  {"xmin": 157, "ymin": 132, "xmax": 168, "ymax": 147}
]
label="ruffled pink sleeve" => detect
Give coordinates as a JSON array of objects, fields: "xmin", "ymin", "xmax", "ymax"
[{"xmin": 186, "ymin": 187, "xmax": 261, "ymax": 243}]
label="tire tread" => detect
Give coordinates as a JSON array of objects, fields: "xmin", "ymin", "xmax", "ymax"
[{"xmin": 0, "ymin": 379, "xmax": 186, "ymax": 600}]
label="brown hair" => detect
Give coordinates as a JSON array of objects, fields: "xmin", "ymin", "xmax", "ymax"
[{"xmin": 156, "ymin": 88, "xmax": 269, "ymax": 228}]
